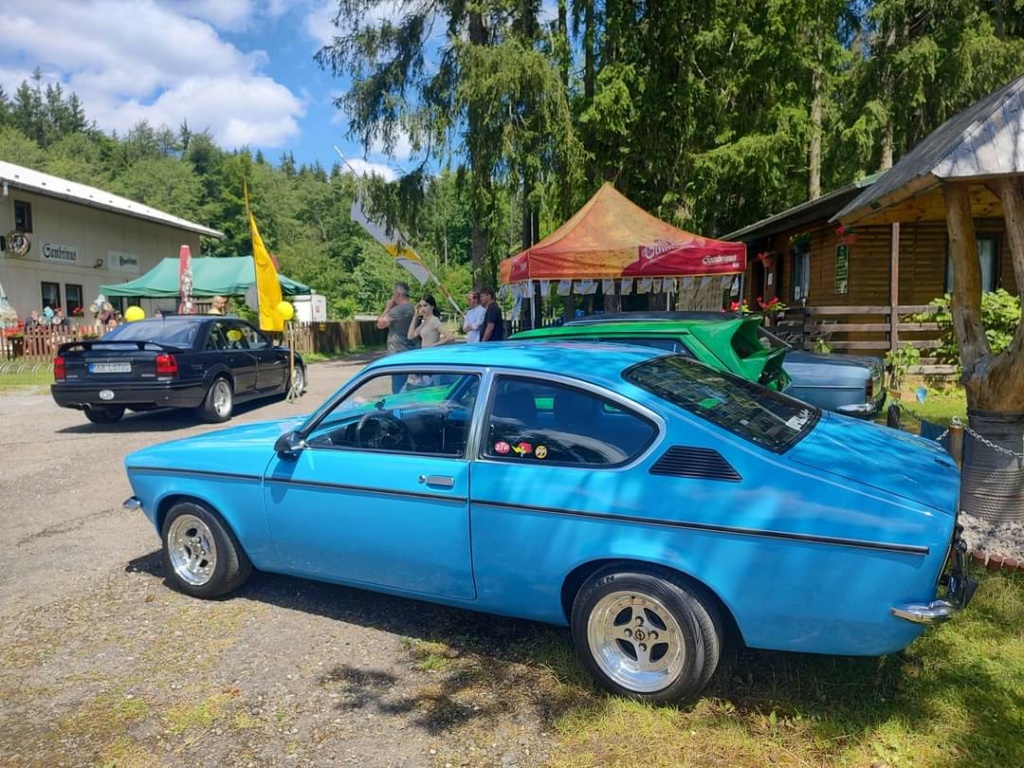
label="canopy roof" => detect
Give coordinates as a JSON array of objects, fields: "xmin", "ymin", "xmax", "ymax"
[
  {"xmin": 835, "ymin": 73, "xmax": 1024, "ymax": 226},
  {"xmin": 101, "ymin": 256, "xmax": 311, "ymax": 298},
  {"xmin": 500, "ymin": 183, "xmax": 745, "ymax": 283}
]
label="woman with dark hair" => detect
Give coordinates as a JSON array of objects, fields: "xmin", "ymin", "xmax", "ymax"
[{"xmin": 407, "ymin": 294, "xmax": 452, "ymax": 348}]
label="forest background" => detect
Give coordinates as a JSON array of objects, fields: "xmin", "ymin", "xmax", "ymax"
[{"xmin": 2, "ymin": 0, "xmax": 1024, "ymax": 320}]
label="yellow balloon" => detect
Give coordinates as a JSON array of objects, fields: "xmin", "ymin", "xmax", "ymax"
[
  {"xmin": 124, "ymin": 306, "xmax": 146, "ymax": 322},
  {"xmin": 226, "ymin": 329, "xmax": 243, "ymax": 342},
  {"xmin": 276, "ymin": 301, "xmax": 295, "ymax": 321}
]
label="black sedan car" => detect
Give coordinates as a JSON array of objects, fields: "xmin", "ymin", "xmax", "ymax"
[{"xmin": 51, "ymin": 316, "xmax": 306, "ymax": 424}]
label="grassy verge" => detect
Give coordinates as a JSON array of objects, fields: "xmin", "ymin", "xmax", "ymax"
[
  {"xmin": 0, "ymin": 365, "xmax": 54, "ymax": 391},
  {"xmin": 545, "ymin": 569, "xmax": 1024, "ymax": 767}
]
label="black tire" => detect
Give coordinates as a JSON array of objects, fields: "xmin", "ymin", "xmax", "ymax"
[
  {"xmin": 292, "ymin": 363, "xmax": 307, "ymax": 395},
  {"xmin": 199, "ymin": 376, "xmax": 233, "ymax": 422},
  {"xmin": 160, "ymin": 501, "xmax": 252, "ymax": 599},
  {"xmin": 85, "ymin": 405, "xmax": 125, "ymax": 424},
  {"xmin": 570, "ymin": 564, "xmax": 722, "ymax": 703}
]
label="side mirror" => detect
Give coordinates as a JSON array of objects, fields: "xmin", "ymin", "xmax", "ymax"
[{"xmin": 274, "ymin": 431, "xmax": 307, "ymax": 459}]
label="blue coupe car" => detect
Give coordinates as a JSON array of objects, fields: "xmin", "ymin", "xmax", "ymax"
[{"xmin": 123, "ymin": 343, "xmax": 974, "ymax": 702}]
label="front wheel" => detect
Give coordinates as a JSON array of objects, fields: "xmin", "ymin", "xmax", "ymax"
[
  {"xmin": 571, "ymin": 565, "xmax": 723, "ymax": 703},
  {"xmin": 199, "ymin": 377, "xmax": 233, "ymax": 422},
  {"xmin": 85, "ymin": 405, "xmax": 125, "ymax": 424},
  {"xmin": 161, "ymin": 501, "xmax": 252, "ymax": 598},
  {"xmin": 291, "ymin": 363, "xmax": 306, "ymax": 395}
]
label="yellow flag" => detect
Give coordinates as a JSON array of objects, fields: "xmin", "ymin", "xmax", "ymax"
[{"xmin": 245, "ymin": 184, "xmax": 284, "ymax": 332}]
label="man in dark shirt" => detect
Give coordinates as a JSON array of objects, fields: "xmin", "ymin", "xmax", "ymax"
[{"xmin": 480, "ymin": 287, "xmax": 505, "ymax": 342}]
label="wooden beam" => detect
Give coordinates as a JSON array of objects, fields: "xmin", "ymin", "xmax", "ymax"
[
  {"xmin": 989, "ymin": 177, "xmax": 1024, "ymax": 410},
  {"xmin": 890, "ymin": 222, "xmax": 900, "ymax": 351},
  {"xmin": 942, "ymin": 182, "xmax": 989, "ymax": 380}
]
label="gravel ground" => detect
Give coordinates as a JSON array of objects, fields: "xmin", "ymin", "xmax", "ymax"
[
  {"xmin": 960, "ymin": 512, "xmax": 1024, "ymax": 563},
  {"xmin": 0, "ymin": 358, "xmax": 573, "ymax": 768}
]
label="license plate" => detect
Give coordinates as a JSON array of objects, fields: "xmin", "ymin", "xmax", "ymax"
[{"xmin": 89, "ymin": 362, "xmax": 131, "ymax": 374}]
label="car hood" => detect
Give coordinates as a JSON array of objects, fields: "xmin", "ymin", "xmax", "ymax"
[
  {"xmin": 787, "ymin": 413, "xmax": 959, "ymax": 513},
  {"xmin": 126, "ymin": 416, "xmax": 307, "ymax": 471}
]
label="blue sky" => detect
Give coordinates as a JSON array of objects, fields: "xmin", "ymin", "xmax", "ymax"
[{"xmin": 0, "ymin": 0, "xmax": 407, "ymax": 179}]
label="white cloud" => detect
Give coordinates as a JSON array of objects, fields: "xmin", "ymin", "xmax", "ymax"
[
  {"xmin": 0, "ymin": 0, "xmax": 305, "ymax": 149},
  {"xmin": 305, "ymin": 0, "xmax": 338, "ymax": 47},
  {"xmin": 343, "ymin": 158, "xmax": 398, "ymax": 181}
]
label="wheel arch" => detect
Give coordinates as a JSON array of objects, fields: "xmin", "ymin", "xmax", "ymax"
[{"xmin": 560, "ymin": 558, "xmax": 745, "ymax": 649}]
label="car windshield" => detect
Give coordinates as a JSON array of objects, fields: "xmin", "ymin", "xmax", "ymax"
[
  {"xmin": 103, "ymin": 320, "xmax": 198, "ymax": 347},
  {"xmin": 625, "ymin": 356, "xmax": 818, "ymax": 452}
]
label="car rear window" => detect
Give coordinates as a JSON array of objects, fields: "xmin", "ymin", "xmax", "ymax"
[
  {"xmin": 625, "ymin": 356, "xmax": 818, "ymax": 453},
  {"xmin": 103, "ymin": 320, "xmax": 198, "ymax": 347}
]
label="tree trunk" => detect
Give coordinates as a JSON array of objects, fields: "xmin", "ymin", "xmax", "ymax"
[
  {"xmin": 987, "ymin": 177, "xmax": 1024, "ymax": 411},
  {"xmin": 809, "ymin": 69, "xmax": 822, "ymax": 200},
  {"xmin": 943, "ymin": 182, "xmax": 990, "ymax": 397}
]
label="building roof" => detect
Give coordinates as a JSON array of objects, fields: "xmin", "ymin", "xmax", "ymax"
[
  {"xmin": 835, "ymin": 73, "xmax": 1024, "ymax": 225},
  {"xmin": 724, "ymin": 172, "xmax": 882, "ymax": 242},
  {"xmin": 0, "ymin": 159, "xmax": 223, "ymax": 238}
]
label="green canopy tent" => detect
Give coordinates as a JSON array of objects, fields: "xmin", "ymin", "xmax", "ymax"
[{"xmin": 100, "ymin": 256, "xmax": 311, "ymax": 298}]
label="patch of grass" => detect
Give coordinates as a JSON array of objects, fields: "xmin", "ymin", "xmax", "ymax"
[
  {"xmin": 546, "ymin": 570, "xmax": 1024, "ymax": 768},
  {"xmin": 0, "ymin": 365, "xmax": 53, "ymax": 390},
  {"xmin": 404, "ymin": 638, "xmax": 456, "ymax": 672},
  {"xmin": 896, "ymin": 387, "xmax": 968, "ymax": 432},
  {"xmin": 163, "ymin": 692, "xmax": 229, "ymax": 734}
]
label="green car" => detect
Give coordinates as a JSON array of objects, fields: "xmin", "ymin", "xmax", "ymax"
[{"xmin": 513, "ymin": 315, "xmax": 792, "ymax": 391}]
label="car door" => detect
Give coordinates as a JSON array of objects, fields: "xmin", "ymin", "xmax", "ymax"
[
  {"xmin": 206, "ymin": 321, "xmax": 258, "ymax": 394},
  {"xmin": 263, "ymin": 369, "xmax": 480, "ymax": 600},
  {"xmin": 466, "ymin": 374, "xmax": 660, "ymax": 617},
  {"xmin": 239, "ymin": 323, "xmax": 289, "ymax": 393}
]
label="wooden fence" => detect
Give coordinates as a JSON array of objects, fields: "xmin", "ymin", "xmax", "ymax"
[
  {"xmin": 1, "ymin": 320, "xmax": 390, "ymax": 365},
  {"xmin": 774, "ymin": 305, "xmax": 955, "ymax": 373}
]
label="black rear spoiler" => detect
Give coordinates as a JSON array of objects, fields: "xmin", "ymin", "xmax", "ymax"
[{"xmin": 56, "ymin": 339, "xmax": 185, "ymax": 355}]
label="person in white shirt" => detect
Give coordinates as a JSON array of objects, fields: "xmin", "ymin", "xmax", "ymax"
[{"xmin": 462, "ymin": 290, "xmax": 486, "ymax": 343}]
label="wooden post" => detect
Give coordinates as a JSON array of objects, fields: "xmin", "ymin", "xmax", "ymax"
[
  {"xmin": 889, "ymin": 221, "xmax": 900, "ymax": 351},
  {"xmin": 947, "ymin": 422, "xmax": 964, "ymax": 467}
]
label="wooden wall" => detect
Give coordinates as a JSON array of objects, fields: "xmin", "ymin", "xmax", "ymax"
[{"xmin": 751, "ymin": 218, "xmax": 1020, "ymax": 309}]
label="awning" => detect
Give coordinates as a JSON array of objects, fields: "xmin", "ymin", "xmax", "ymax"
[{"xmin": 101, "ymin": 256, "xmax": 311, "ymax": 298}]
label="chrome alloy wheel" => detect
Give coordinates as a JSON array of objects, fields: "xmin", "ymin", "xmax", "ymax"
[
  {"xmin": 587, "ymin": 590, "xmax": 686, "ymax": 693},
  {"xmin": 211, "ymin": 379, "xmax": 232, "ymax": 418},
  {"xmin": 291, "ymin": 365, "xmax": 305, "ymax": 394},
  {"xmin": 166, "ymin": 514, "xmax": 218, "ymax": 586}
]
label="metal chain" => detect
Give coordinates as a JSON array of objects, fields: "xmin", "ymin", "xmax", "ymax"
[{"xmin": 900, "ymin": 410, "xmax": 1024, "ymax": 460}]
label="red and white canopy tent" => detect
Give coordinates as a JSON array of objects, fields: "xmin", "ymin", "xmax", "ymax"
[{"xmin": 499, "ymin": 183, "xmax": 746, "ymax": 311}]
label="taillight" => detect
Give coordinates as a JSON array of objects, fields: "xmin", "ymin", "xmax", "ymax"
[
  {"xmin": 53, "ymin": 356, "xmax": 65, "ymax": 381},
  {"xmin": 155, "ymin": 354, "xmax": 178, "ymax": 377}
]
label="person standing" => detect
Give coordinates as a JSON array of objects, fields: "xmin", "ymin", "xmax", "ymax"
[
  {"xmin": 376, "ymin": 281, "xmax": 418, "ymax": 392},
  {"xmin": 462, "ymin": 290, "xmax": 486, "ymax": 343},
  {"xmin": 209, "ymin": 296, "xmax": 229, "ymax": 315},
  {"xmin": 480, "ymin": 287, "xmax": 505, "ymax": 342},
  {"xmin": 408, "ymin": 294, "xmax": 453, "ymax": 348}
]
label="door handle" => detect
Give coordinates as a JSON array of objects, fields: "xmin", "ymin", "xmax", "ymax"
[{"xmin": 419, "ymin": 474, "xmax": 455, "ymax": 488}]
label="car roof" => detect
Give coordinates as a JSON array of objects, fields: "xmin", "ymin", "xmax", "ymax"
[{"xmin": 366, "ymin": 341, "xmax": 667, "ymax": 384}]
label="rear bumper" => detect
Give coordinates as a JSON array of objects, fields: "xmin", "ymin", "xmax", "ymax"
[
  {"xmin": 51, "ymin": 380, "xmax": 207, "ymax": 410},
  {"xmin": 891, "ymin": 521, "xmax": 977, "ymax": 625},
  {"xmin": 836, "ymin": 391, "xmax": 887, "ymax": 418}
]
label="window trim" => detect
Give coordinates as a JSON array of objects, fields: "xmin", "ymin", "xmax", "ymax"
[
  {"xmin": 41, "ymin": 281, "xmax": 61, "ymax": 311},
  {"xmin": 479, "ymin": 373, "xmax": 661, "ymax": 469}
]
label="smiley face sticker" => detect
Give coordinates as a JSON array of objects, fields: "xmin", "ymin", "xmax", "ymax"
[{"xmin": 535, "ymin": 445, "xmax": 548, "ymax": 460}]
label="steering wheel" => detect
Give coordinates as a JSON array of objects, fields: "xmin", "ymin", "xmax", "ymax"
[{"xmin": 356, "ymin": 412, "xmax": 417, "ymax": 451}]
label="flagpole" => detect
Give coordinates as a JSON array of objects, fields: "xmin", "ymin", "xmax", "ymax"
[
  {"xmin": 243, "ymin": 180, "xmax": 260, "ymax": 323},
  {"xmin": 333, "ymin": 147, "xmax": 464, "ymax": 318}
]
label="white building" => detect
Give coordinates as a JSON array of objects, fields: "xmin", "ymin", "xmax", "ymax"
[{"xmin": 0, "ymin": 160, "xmax": 222, "ymax": 322}]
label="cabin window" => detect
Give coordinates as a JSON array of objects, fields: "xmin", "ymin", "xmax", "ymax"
[
  {"xmin": 14, "ymin": 200, "xmax": 33, "ymax": 232},
  {"xmin": 791, "ymin": 247, "xmax": 810, "ymax": 303},
  {"xmin": 945, "ymin": 236, "xmax": 999, "ymax": 293},
  {"xmin": 41, "ymin": 282, "xmax": 61, "ymax": 311},
  {"xmin": 65, "ymin": 284, "xmax": 84, "ymax": 317}
]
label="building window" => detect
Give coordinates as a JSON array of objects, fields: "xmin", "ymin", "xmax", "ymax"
[
  {"xmin": 41, "ymin": 282, "xmax": 61, "ymax": 311},
  {"xmin": 946, "ymin": 236, "xmax": 999, "ymax": 293},
  {"xmin": 791, "ymin": 242, "xmax": 810, "ymax": 303},
  {"xmin": 65, "ymin": 284, "xmax": 84, "ymax": 317},
  {"xmin": 14, "ymin": 200, "xmax": 33, "ymax": 232}
]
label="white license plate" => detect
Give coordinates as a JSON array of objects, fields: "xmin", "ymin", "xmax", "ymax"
[{"xmin": 89, "ymin": 362, "xmax": 132, "ymax": 374}]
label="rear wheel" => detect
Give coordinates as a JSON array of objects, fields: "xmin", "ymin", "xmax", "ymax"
[
  {"xmin": 571, "ymin": 564, "xmax": 723, "ymax": 703},
  {"xmin": 199, "ymin": 377, "xmax": 233, "ymax": 422},
  {"xmin": 85, "ymin": 405, "xmax": 125, "ymax": 424},
  {"xmin": 161, "ymin": 501, "xmax": 252, "ymax": 598},
  {"xmin": 291, "ymin": 364, "xmax": 306, "ymax": 395}
]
